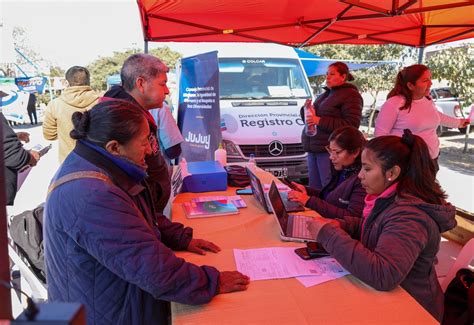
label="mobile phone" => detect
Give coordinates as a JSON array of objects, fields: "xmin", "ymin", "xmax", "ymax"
[
  {"xmin": 32, "ymin": 144, "xmax": 52, "ymax": 157},
  {"xmin": 38, "ymin": 144, "xmax": 52, "ymax": 157},
  {"xmin": 236, "ymin": 188, "xmax": 253, "ymax": 195},
  {"xmin": 280, "ymin": 177, "xmax": 298, "ymax": 191},
  {"xmin": 294, "ymin": 247, "xmax": 314, "ymax": 260},
  {"xmin": 306, "ymin": 242, "xmax": 330, "ymax": 257}
]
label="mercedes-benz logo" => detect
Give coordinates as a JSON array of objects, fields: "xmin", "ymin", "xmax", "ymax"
[{"xmin": 268, "ymin": 140, "xmax": 284, "ymax": 156}]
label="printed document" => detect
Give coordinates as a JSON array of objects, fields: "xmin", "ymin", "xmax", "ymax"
[{"xmin": 234, "ymin": 247, "xmax": 349, "ymax": 283}]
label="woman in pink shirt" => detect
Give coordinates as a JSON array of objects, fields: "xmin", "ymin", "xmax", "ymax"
[{"xmin": 375, "ymin": 64, "xmax": 469, "ymax": 170}]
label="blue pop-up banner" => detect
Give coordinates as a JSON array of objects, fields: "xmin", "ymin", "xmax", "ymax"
[
  {"xmin": 15, "ymin": 76, "xmax": 48, "ymax": 93},
  {"xmin": 177, "ymin": 51, "xmax": 221, "ymax": 162}
]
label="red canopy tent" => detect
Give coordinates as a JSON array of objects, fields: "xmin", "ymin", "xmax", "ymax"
[{"xmin": 137, "ymin": 0, "xmax": 474, "ymax": 48}]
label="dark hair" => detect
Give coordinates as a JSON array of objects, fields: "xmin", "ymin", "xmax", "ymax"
[
  {"xmin": 70, "ymin": 99, "xmax": 147, "ymax": 148},
  {"xmin": 65, "ymin": 66, "xmax": 90, "ymax": 86},
  {"xmin": 329, "ymin": 61, "xmax": 354, "ymax": 82},
  {"xmin": 121, "ymin": 53, "xmax": 168, "ymax": 91},
  {"xmin": 328, "ymin": 126, "xmax": 366, "ymax": 163},
  {"xmin": 387, "ymin": 64, "xmax": 430, "ymax": 111},
  {"xmin": 364, "ymin": 129, "xmax": 446, "ymax": 204}
]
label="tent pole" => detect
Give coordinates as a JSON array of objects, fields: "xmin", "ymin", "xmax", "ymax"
[
  {"xmin": 144, "ymin": 40, "xmax": 149, "ymax": 54},
  {"xmin": 417, "ymin": 47, "xmax": 425, "ymax": 63}
]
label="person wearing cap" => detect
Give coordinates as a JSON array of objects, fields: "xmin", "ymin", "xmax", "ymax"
[{"xmin": 301, "ymin": 61, "xmax": 363, "ymax": 191}]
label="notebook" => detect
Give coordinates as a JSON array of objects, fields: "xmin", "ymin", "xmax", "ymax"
[
  {"xmin": 183, "ymin": 200, "xmax": 239, "ymax": 218},
  {"xmin": 246, "ymin": 167, "xmax": 305, "ymax": 213},
  {"xmin": 268, "ymin": 181, "xmax": 315, "ymax": 243}
]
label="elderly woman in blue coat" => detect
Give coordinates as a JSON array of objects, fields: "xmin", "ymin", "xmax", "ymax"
[
  {"xmin": 305, "ymin": 129, "xmax": 456, "ymax": 321},
  {"xmin": 44, "ymin": 100, "xmax": 249, "ymax": 325}
]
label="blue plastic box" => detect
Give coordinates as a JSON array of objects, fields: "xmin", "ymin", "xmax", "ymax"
[{"xmin": 182, "ymin": 161, "xmax": 227, "ymax": 193}]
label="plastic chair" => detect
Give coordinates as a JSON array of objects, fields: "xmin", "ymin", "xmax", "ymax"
[{"xmin": 441, "ymin": 238, "xmax": 474, "ymax": 292}]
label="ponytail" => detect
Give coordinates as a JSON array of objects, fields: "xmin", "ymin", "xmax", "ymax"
[
  {"xmin": 365, "ymin": 129, "xmax": 446, "ymax": 204},
  {"xmin": 70, "ymin": 111, "xmax": 90, "ymax": 140}
]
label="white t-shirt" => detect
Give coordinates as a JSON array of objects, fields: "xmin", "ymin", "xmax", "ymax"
[
  {"xmin": 149, "ymin": 104, "xmax": 184, "ymax": 163},
  {"xmin": 375, "ymin": 95, "xmax": 460, "ymax": 159}
]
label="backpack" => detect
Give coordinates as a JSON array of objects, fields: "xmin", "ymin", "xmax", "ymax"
[
  {"xmin": 443, "ymin": 268, "xmax": 474, "ymax": 325},
  {"xmin": 9, "ymin": 204, "xmax": 46, "ymax": 284}
]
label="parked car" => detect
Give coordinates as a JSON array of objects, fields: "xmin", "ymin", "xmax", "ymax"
[
  {"xmin": 430, "ymin": 87, "xmax": 467, "ymax": 135},
  {"xmin": 362, "ymin": 87, "xmax": 468, "ymax": 135}
]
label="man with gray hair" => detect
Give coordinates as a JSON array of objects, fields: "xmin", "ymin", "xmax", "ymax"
[
  {"xmin": 43, "ymin": 66, "xmax": 99, "ymax": 162},
  {"xmin": 103, "ymin": 53, "xmax": 176, "ymax": 214}
]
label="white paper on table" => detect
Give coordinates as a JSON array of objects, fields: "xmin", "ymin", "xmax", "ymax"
[
  {"xmin": 234, "ymin": 247, "xmax": 341, "ymax": 281},
  {"xmin": 296, "ymin": 257, "xmax": 350, "ymax": 287}
]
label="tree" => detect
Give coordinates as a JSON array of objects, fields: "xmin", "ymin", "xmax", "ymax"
[
  {"xmin": 87, "ymin": 47, "xmax": 182, "ymax": 91},
  {"xmin": 305, "ymin": 44, "xmax": 416, "ymax": 132},
  {"xmin": 12, "ymin": 26, "xmax": 47, "ymax": 75},
  {"xmin": 426, "ymin": 44, "xmax": 474, "ymax": 108},
  {"xmin": 49, "ymin": 66, "xmax": 65, "ymax": 78}
]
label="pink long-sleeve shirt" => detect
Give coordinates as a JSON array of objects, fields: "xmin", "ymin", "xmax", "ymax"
[{"xmin": 375, "ymin": 95, "xmax": 460, "ymax": 158}]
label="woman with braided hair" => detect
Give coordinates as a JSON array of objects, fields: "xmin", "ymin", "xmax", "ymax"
[
  {"xmin": 304, "ymin": 129, "xmax": 456, "ymax": 321},
  {"xmin": 44, "ymin": 99, "xmax": 249, "ymax": 325},
  {"xmin": 375, "ymin": 64, "xmax": 470, "ymax": 171}
]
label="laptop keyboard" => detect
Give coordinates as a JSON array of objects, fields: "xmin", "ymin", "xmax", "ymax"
[{"xmin": 291, "ymin": 215, "xmax": 312, "ymax": 239}]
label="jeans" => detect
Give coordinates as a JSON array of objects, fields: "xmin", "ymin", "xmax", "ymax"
[{"xmin": 307, "ymin": 151, "xmax": 331, "ymax": 190}]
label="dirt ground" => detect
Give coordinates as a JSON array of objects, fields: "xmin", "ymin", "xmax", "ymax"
[{"xmin": 438, "ymin": 130, "xmax": 474, "ymax": 176}]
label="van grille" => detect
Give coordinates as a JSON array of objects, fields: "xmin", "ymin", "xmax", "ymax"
[
  {"xmin": 239, "ymin": 143, "xmax": 305, "ymax": 158},
  {"xmin": 257, "ymin": 159, "xmax": 306, "ymax": 168}
]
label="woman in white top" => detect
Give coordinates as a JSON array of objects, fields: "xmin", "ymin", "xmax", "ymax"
[{"xmin": 375, "ymin": 64, "xmax": 469, "ymax": 170}]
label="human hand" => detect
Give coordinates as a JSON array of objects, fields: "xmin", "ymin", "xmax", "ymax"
[
  {"xmin": 28, "ymin": 150, "xmax": 40, "ymax": 166},
  {"xmin": 187, "ymin": 238, "xmax": 221, "ymax": 255},
  {"xmin": 291, "ymin": 182, "xmax": 307, "ymax": 194},
  {"xmin": 287, "ymin": 190, "xmax": 309, "ymax": 205},
  {"xmin": 459, "ymin": 118, "xmax": 470, "ymax": 128},
  {"xmin": 217, "ymin": 271, "xmax": 250, "ymax": 294},
  {"xmin": 306, "ymin": 216, "xmax": 340, "ymax": 240},
  {"xmin": 16, "ymin": 132, "xmax": 30, "ymax": 143}
]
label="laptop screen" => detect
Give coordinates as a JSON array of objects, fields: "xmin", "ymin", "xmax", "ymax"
[
  {"xmin": 246, "ymin": 167, "xmax": 270, "ymax": 212},
  {"xmin": 268, "ymin": 181, "xmax": 289, "ymax": 235}
]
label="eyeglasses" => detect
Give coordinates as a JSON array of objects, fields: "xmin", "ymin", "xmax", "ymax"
[{"xmin": 325, "ymin": 145, "xmax": 344, "ymax": 156}]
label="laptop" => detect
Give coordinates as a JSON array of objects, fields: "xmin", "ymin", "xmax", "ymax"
[
  {"xmin": 268, "ymin": 181, "xmax": 316, "ymax": 243},
  {"xmin": 246, "ymin": 167, "xmax": 305, "ymax": 214}
]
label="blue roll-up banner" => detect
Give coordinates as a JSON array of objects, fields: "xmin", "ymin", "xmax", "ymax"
[
  {"xmin": 15, "ymin": 76, "xmax": 48, "ymax": 93},
  {"xmin": 177, "ymin": 51, "xmax": 221, "ymax": 162}
]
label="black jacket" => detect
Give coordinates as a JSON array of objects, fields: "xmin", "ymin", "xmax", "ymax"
[
  {"xmin": 1, "ymin": 112, "xmax": 31, "ymax": 205},
  {"xmin": 103, "ymin": 86, "xmax": 171, "ymax": 213},
  {"xmin": 301, "ymin": 83, "xmax": 362, "ymax": 153}
]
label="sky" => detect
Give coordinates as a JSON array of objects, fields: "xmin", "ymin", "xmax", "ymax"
[{"xmin": 0, "ymin": 0, "xmax": 206, "ymax": 70}]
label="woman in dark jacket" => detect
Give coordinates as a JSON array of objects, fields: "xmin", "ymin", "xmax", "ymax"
[
  {"xmin": 289, "ymin": 126, "xmax": 366, "ymax": 219},
  {"xmin": 44, "ymin": 100, "xmax": 249, "ymax": 324},
  {"xmin": 306, "ymin": 130, "xmax": 456, "ymax": 321},
  {"xmin": 302, "ymin": 62, "xmax": 363, "ymax": 190}
]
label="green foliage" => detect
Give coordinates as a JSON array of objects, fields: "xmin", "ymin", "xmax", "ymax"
[
  {"xmin": 426, "ymin": 44, "xmax": 474, "ymax": 107},
  {"xmin": 49, "ymin": 66, "xmax": 65, "ymax": 77},
  {"xmin": 86, "ymin": 47, "xmax": 182, "ymax": 91},
  {"xmin": 305, "ymin": 44, "xmax": 415, "ymax": 106}
]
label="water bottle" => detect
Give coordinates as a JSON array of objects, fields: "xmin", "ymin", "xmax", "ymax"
[
  {"xmin": 304, "ymin": 99, "xmax": 317, "ymax": 136},
  {"xmin": 248, "ymin": 154, "xmax": 256, "ymax": 172},
  {"xmin": 214, "ymin": 143, "xmax": 227, "ymax": 166}
]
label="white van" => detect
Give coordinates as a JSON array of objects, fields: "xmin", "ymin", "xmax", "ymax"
[{"xmin": 176, "ymin": 43, "xmax": 313, "ymax": 179}]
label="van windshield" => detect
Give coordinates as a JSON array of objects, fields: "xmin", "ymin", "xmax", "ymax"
[{"xmin": 219, "ymin": 58, "xmax": 311, "ymax": 99}]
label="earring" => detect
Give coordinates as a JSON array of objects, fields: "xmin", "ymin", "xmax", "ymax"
[{"xmin": 388, "ymin": 178, "xmax": 392, "ymax": 181}]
